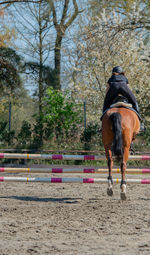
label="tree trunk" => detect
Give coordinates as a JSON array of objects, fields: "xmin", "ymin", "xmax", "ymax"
[
  {"xmin": 54, "ymin": 33, "xmax": 63, "ymax": 90},
  {"xmin": 50, "ymin": 0, "xmax": 79, "ymax": 90}
]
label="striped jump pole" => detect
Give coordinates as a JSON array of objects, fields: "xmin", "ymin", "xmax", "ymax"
[
  {"xmin": 0, "ymin": 153, "xmax": 104, "ymax": 160},
  {"xmin": 0, "ymin": 167, "xmax": 150, "ymax": 174},
  {"xmin": 0, "ymin": 153, "xmax": 150, "ymax": 160},
  {"xmin": 0, "ymin": 176, "xmax": 150, "ymax": 184}
]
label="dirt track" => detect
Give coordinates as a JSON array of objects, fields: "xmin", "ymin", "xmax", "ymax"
[{"xmin": 0, "ymin": 172, "xmax": 150, "ymax": 255}]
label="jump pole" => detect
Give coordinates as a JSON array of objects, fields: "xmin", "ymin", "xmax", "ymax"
[
  {"xmin": 0, "ymin": 176, "xmax": 150, "ymax": 184},
  {"xmin": 0, "ymin": 167, "xmax": 150, "ymax": 174},
  {"xmin": 0, "ymin": 153, "xmax": 150, "ymax": 160}
]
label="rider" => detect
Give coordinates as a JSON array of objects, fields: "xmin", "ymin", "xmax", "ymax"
[{"xmin": 102, "ymin": 66, "xmax": 140, "ymax": 115}]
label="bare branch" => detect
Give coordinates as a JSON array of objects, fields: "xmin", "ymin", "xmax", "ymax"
[
  {"xmin": 60, "ymin": 0, "xmax": 69, "ymax": 26},
  {"xmin": 64, "ymin": 0, "xmax": 79, "ymax": 30},
  {"xmin": 0, "ymin": 0, "xmax": 40, "ymax": 4},
  {"xmin": 48, "ymin": 0, "xmax": 58, "ymax": 28}
]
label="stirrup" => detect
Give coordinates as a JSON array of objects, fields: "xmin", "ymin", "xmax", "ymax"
[
  {"xmin": 139, "ymin": 123, "xmax": 145, "ymax": 133},
  {"xmin": 130, "ymin": 142, "xmax": 135, "ymax": 154}
]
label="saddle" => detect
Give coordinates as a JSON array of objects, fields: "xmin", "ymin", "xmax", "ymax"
[
  {"xmin": 100, "ymin": 95, "xmax": 141, "ymax": 121},
  {"xmin": 110, "ymin": 95, "xmax": 132, "ymax": 108}
]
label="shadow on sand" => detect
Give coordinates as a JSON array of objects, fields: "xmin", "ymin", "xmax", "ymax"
[{"xmin": 0, "ymin": 195, "xmax": 81, "ymax": 203}]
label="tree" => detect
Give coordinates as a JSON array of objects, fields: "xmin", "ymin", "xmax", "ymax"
[
  {"xmin": 8, "ymin": 0, "xmax": 54, "ymax": 144},
  {"xmin": 43, "ymin": 87, "xmax": 81, "ymax": 140},
  {"xmin": 0, "ymin": 6, "xmax": 24, "ymax": 96},
  {"xmin": 0, "ymin": 25, "xmax": 16, "ymax": 47},
  {"xmin": 0, "ymin": 9, "xmax": 34, "ymax": 139},
  {"xmin": 89, "ymin": 0, "xmax": 150, "ymax": 33},
  {"xmin": 4, "ymin": 0, "xmax": 80, "ymax": 91},
  {"xmin": 10, "ymin": 0, "xmax": 54, "ymax": 102},
  {"xmin": 0, "ymin": 47, "xmax": 23, "ymax": 95}
]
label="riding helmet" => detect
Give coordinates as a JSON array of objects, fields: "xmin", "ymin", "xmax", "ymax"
[{"xmin": 112, "ymin": 66, "xmax": 123, "ymax": 73}]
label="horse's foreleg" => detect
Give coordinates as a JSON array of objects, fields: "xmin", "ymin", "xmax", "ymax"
[{"xmin": 106, "ymin": 148, "xmax": 113, "ymax": 196}]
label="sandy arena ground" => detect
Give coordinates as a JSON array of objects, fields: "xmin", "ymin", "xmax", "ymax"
[{"xmin": 0, "ymin": 170, "xmax": 150, "ymax": 255}]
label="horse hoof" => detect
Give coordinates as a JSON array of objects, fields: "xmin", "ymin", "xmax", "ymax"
[
  {"xmin": 107, "ymin": 188, "xmax": 113, "ymax": 196},
  {"xmin": 120, "ymin": 192, "xmax": 127, "ymax": 201}
]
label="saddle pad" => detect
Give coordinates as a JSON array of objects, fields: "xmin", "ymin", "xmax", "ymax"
[{"xmin": 110, "ymin": 102, "xmax": 132, "ymax": 108}]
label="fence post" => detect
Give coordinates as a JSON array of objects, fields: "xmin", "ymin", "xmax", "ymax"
[
  {"xmin": 9, "ymin": 101, "xmax": 12, "ymax": 132},
  {"xmin": 84, "ymin": 101, "xmax": 86, "ymax": 130}
]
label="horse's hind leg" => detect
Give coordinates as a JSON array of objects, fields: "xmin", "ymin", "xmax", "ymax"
[
  {"xmin": 120, "ymin": 161, "xmax": 127, "ymax": 201},
  {"xmin": 105, "ymin": 148, "xmax": 113, "ymax": 196},
  {"xmin": 120, "ymin": 146, "xmax": 130, "ymax": 201}
]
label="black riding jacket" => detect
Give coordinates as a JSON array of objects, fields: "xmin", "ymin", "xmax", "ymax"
[{"xmin": 103, "ymin": 74, "xmax": 138, "ymax": 113}]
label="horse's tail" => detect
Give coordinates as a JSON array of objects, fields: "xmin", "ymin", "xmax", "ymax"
[{"xmin": 110, "ymin": 112, "xmax": 123, "ymax": 157}]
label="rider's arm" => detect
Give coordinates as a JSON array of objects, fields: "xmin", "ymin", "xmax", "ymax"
[
  {"xmin": 105, "ymin": 83, "xmax": 110, "ymax": 94},
  {"xmin": 126, "ymin": 77, "xmax": 129, "ymax": 86}
]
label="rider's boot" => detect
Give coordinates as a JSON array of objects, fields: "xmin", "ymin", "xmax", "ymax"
[{"xmin": 133, "ymin": 102, "xmax": 140, "ymax": 114}]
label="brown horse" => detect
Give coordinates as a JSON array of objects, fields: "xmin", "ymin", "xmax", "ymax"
[{"xmin": 102, "ymin": 107, "xmax": 140, "ymax": 200}]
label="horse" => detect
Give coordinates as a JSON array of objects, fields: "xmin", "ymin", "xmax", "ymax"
[{"xmin": 101, "ymin": 105, "xmax": 140, "ymax": 200}]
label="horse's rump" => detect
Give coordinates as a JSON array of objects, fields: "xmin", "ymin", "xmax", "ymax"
[{"xmin": 102, "ymin": 108, "xmax": 140, "ymax": 156}]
